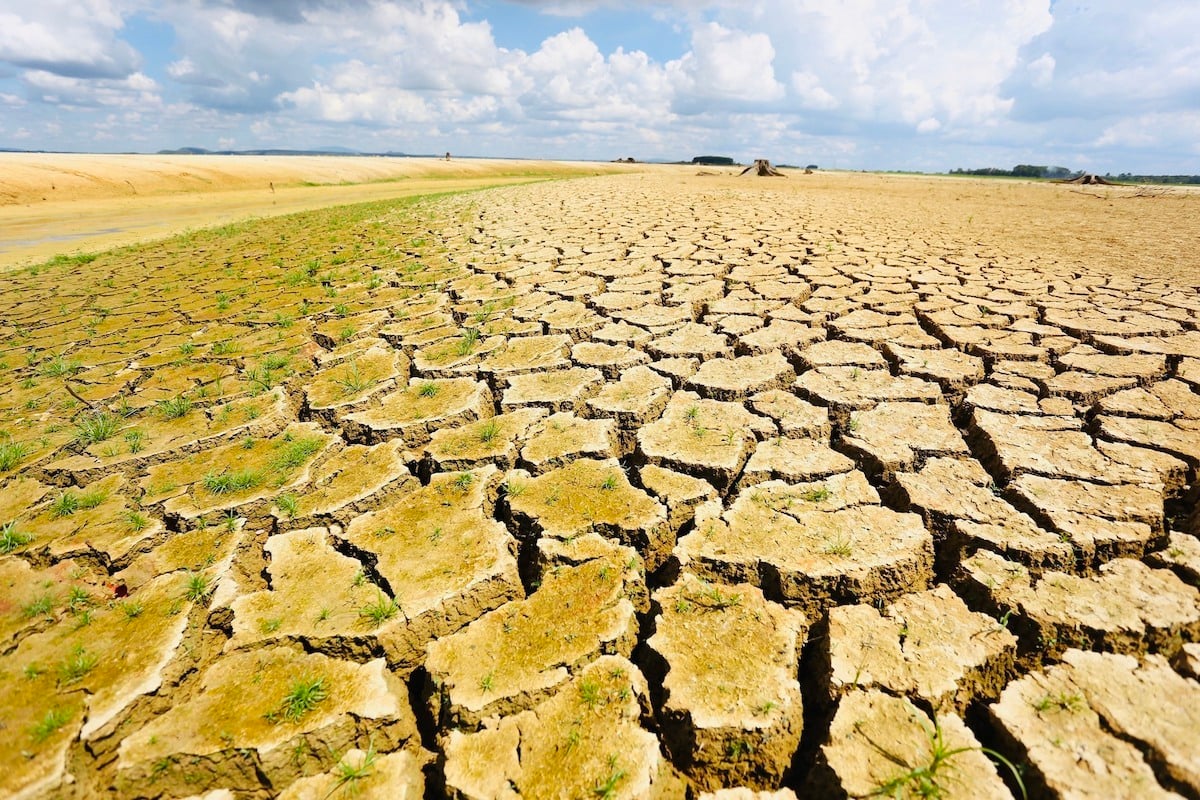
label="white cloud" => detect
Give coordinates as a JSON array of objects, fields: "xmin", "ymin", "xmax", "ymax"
[
  {"xmin": 2, "ymin": 0, "xmax": 1199, "ymax": 171},
  {"xmin": 791, "ymin": 71, "xmax": 838, "ymax": 110},
  {"xmin": 21, "ymin": 69, "xmax": 162, "ymax": 110},
  {"xmin": 0, "ymin": 0, "xmax": 140, "ymax": 78},
  {"xmin": 669, "ymin": 22, "xmax": 784, "ymax": 109}
]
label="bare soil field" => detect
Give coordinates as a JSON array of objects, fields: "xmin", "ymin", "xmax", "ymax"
[
  {"xmin": 0, "ymin": 154, "xmax": 636, "ymax": 268},
  {"xmin": 1, "ymin": 167, "xmax": 1199, "ymax": 798}
]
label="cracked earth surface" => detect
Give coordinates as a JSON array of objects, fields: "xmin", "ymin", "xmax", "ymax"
[{"xmin": 2, "ymin": 171, "xmax": 1199, "ymax": 798}]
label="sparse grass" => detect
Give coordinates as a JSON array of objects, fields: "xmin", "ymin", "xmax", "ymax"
[
  {"xmin": 124, "ymin": 428, "xmax": 147, "ymax": 453},
  {"xmin": 691, "ymin": 584, "xmax": 742, "ymax": 609},
  {"xmin": 125, "ymin": 510, "xmax": 150, "ymax": 532},
  {"xmin": 824, "ymin": 533, "xmax": 853, "ymax": 557},
  {"xmin": 276, "ymin": 493, "xmax": 299, "ymax": 518},
  {"xmin": 332, "ymin": 740, "xmax": 379, "ymax": 797},
  {"xmin": 455, "ymin": 327, "xmax": 481, "ymax": 356},
  {"xmin": 593, "ymin": 755, "xmax": 627, "ymax": 799},
  {"xmin": 121, "ymin": 600, "xmax": 145, "ymax": 619},
  {"xmin": 74, "ymin": 410, "xmax": 121, "ymax": 444},
  {"xmin": 0, "ymin": 519, "xmax": 33, "ymax": 553},
  {"xmin": 599, "ymin": 473, "xmax": 620, "ymax": 490},
  {"xmin": 335, "ymin": 359, "xmax": 375, "ymax": 396},
  {"xmin": 479, "ymin": 671, "xmax": 495, "ymax": 693},
  {"xmin": 270, "ymin": 436, "xmax": 323, "ymax": 472},
  {"xmin": 202, "ymin": 468, "xmax": 263, "ymax": 495},
  {"xmin": 211, "ymin": 339, "xmax": 238, "ymax": 356},
  {"xmin": 40, "ymin": 355, "xmax": 83, "ymax": 378},
  {"xmin": 157, "ymin": 394, "xmax": 193, "ymax": 420},
  {"xmin": 267, "ymin": 676, "xmax": 328, "ymax": 724},
  {"xmin": 454, "ymin": 472, "xmax": 473, "ymax": 490},
  {"xmin": 24, "ymin": 594, "xmax": 54, "ymax": 618},
  {"xmin": 30, "ymin": 707, "xmax": 72, "ymax": 743},
  {"xmin": 579, "ymin": 679, "xmax": 603, "ymax": 709},
  {"xmin": 184, "ymin": 572, "xmax": 210, "ymax": 602},
  {"xmin": 0, "ymin": 437, "xmax": 29, "ymax": 472},
  {"xmin": 358, "ymin": 592, "xmax": 399, "ymax": 626},
  {"xmin": 1033, "ymin": 692, "xmax": 1084, "ymax": 713},
  {"xmin": 802, "ymin": 486, "xmax": 831, "ymax": 502},
  {"xmin": 50, "ymin": 491, "xmax": 81, "ymax": 518},
  {"xmin": 418, "ymin": 381, "xmax": 439, "ymax": 398},
  {"xmin": 863, "ymin": 712, "xmax": 1026, "ymax": 800},
  {"xmin": 58, "ymin": 645, "xmax": 98, "ymax": 684},
  {"xmin": 478, "ymin": 419, "xmax": 501, "ymax": 443}
]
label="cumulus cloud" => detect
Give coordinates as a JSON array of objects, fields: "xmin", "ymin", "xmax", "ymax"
[
  {"xmin": 669, "ymin": 22, "xmax": 784, "ymax": 111},
  {"xmin": 1, "ymin": 0, "xmax": 1197, "ymax": 171},
  {"xmin": 1006, "ymin": 0, "xmax": 1200, "ymax": 120},
  {"xmin": 0, "ymin": 0, "xmax": 141, "ymax": 79},
  {"xmin": 21, "ymin": 69, "xmax": 162, "ymax": 110}
]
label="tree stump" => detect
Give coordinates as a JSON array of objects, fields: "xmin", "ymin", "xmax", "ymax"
[{"xmin": 740, "ymin": 159, "xmax": 786, "ymax": 177}]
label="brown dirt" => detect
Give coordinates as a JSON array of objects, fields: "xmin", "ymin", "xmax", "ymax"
[{"xmin": 2, "ymin": 166, "xmax": 1199, "ymax": 798}]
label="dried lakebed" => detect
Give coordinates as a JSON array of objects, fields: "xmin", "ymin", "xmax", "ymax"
[{"xmin": 1, "ymin": 172, "xmax": 1199, "ymax": 798}]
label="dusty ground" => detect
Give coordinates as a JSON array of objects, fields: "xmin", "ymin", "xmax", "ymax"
[
  {"xmin": 1, "ymin": 167, "xmax": 1199, "ymax": 799},
  {"xmin": 0, "ymin": 154, "xmax": 637, "ymax": 268}
]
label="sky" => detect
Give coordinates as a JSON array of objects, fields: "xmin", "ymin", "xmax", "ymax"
[{"xmin": 0, "ymin": 0, "xmax": 1198, "ymax": 172}]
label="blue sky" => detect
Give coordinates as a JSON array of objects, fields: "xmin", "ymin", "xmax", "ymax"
[{"xmin": 1, "ymin": 1, "xmax": 1197, "ymax": 172}]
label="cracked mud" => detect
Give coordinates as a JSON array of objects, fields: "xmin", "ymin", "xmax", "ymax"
[{"xmin": 2, "ymin": 170, "xmax": 1199, "ymax": 798}]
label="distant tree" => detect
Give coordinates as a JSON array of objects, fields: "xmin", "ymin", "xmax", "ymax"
[{"xmin": 1011, "ymin": 164, "xmax": 1047, "ymax": 178}]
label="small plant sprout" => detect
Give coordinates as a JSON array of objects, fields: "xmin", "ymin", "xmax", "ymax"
[
  {"xmin": 454, "ymin": 472, "xmax": 474, "ymax": 491},
  {"xmin": 503, "ymin": 479, "xmax": 526, "ymax": 498},
  {"xmin": 0, "ymin": 437, "xmax": 30, "ymax": 472},
  {"xmin": 801, "ymin": 485, "xmax": 831, "ymax": 502},
  {"xmin": 276, "ymin": 493, "xmax": 299, "ymax": 518},
  {"xmin": 417, "ymin": 381, "xmax": 439, "ymax": 398},
  {"xmin": 358, "ymin": 592, "xmax": 399, "ymax": 626},
  {"xmin": 121, "ymin": 600, "xmax": 144, "ymax": 619},
  {"xmin": 824, "ymin": 533, "xmax": 853, "ymax": 557},
  {"xmin": 268, "ymin": 676, "xmax": 328, "ymax": 724},
  {"xmin": 31, "ymin": 708, "xmax": 72, "ymax": 743},
  {"xmin": 125, "ymin": 510, "xmax": 150, "ymax": 532},
  {"xmin": 1033, "ymin": 692, "xmax": 1084, "ymax": 713},
  {"xmin": 24, "ymin": 594, "xmax": 54, "ymax": 618},
  {"xmin": 478, "ymin": 419, "xmax": 501, "ymax": 443},
  {"xmin": 0, "ymin": 519, "xmax": 33, "ymax": 553},
  {"xmin": 184, "ymin": 572, "xmax": 211, "ymax": 602},
  {"xmin": 685, "ymin": 405, "xmax": 700, "ymax": 422},
  {"xmin": 479, "ymin": 671, "xmax": 495, "ymax": 694},
  {"xmin": 50, "ymin": 492, "xmax": 81, "ymax": 518},
  {"xmin": 59, "ymin": 645, "xmax": 98, "ymax": 684},
  {"xmin": 579, "ymin": 679, "xmax": 603, "ymax": 709},
  {"xmin": 600, "ymin": 472, "xmax": 619, "ymax": 491},
  {"xmin": 333, "ymin": 740, "xmax": 379, "ymax": 796},
  {"xmin": 455, "ymin": 327, "xmax": 481, "ymax": 356},
  {"xmin": 157, "ymin": 394, "xmax": 192, "ymax": 420},
  {"xmin": 593, "ymin": 755, "xmax": 627, "ymax": 799},
  {"xmin": 40, "ymin": 355, "xmax": 83, "ymax": 378},
  {"xmin": 864, "ymin": 711, "xmax": 1027, "ymax": 800},
  {"xmin": 124, "ymin": 428, "xmax": 147, "ymax": 453},
  {"xmin": 75, "ymin": 411, "xmax": 121, "ymax": 444},
  {"xmin": 335, "ymin": 359, "xmax": 375, "ymax": 396}
]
